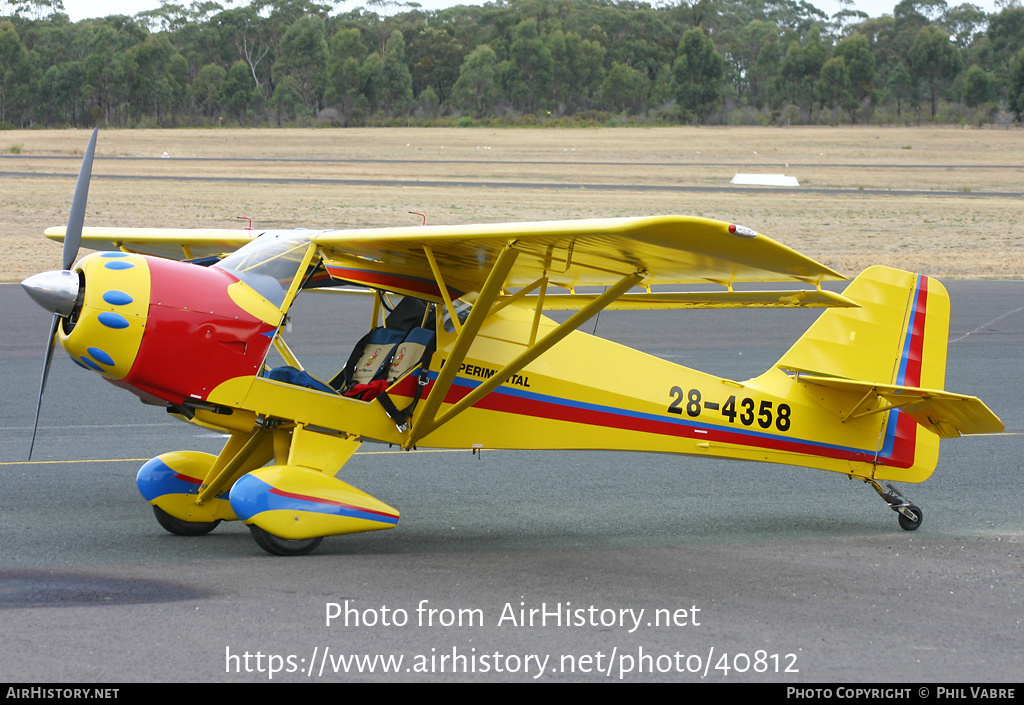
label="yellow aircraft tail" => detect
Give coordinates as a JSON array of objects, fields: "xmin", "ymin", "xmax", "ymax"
[{"xmin": 776, "ymin": 266, "xmax": 1002, "ymax": 483}]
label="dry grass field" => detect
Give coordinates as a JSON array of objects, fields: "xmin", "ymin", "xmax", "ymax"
[{"xmin": 2, "ymin": 125, "xmax": 1022, "ymax": 283}]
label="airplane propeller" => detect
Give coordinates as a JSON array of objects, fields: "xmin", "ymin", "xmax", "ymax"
[{"xmin": 22, "ymin": 128, "xmax": 98, "ymax": 459}]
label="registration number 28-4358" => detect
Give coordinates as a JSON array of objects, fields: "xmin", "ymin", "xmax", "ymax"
[{"xmin": 668, "ymin": 387, "xmax": 792, "ymax": 432}]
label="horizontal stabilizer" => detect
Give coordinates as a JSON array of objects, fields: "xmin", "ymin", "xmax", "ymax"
[
  {"xmin": 539, "ymin": 289, "xmax": 858, "ymax": 310},
  {"xmin": 787, "ymin": 370, "xmax": 1005, "ymax": 438}
]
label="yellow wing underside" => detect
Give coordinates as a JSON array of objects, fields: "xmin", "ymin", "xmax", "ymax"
[{"xmin": 45, "ymin": 226, "xmax": 258, "ymax": 260}]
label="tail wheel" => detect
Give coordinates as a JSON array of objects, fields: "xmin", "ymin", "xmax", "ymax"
[
  {"xmin": 866, "ymin": 480, "xmax": 923, "ymax": 532},
  {"xmin": 153, "ymin": 505, "xmax": 221, "ymax": 536},
  {"xmin": 249, "ymin": 525, "xmax": 324, "ymax": 556},
  {"xmin": 897, "ymin": 504, "xmax": 923, "ymax": 531}
]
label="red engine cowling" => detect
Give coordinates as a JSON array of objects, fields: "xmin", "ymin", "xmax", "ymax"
[{"xmin": 59, "ymin": 251, "xmax": 279, "ymax": 406}]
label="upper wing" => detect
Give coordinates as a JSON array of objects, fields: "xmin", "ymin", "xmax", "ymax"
[
  {"xmin": 48, "ymin": 216, "xmax": 844, "ymax": 303},
  {"xmin": 313, "ymin": 215, "xmax": 845, "ymax": 299},
  {"xmin": 45, "ymin": 226, "xmax": 257, "ymax": 260}
]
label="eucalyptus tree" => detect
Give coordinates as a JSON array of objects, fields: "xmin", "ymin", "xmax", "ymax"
[
  {"xmin": 450, "ymin": 43, "xmax": 499, "ymax": 117},
  {"xmin": 722, "ymin": 20, "xmax": 789, "ymax": 111},
  {"xmin": 2, "ymin": 0, "xmax": 64, "ymax": 20},
  {"xmin": 271, "ymin": 14, "xmax": 329, "ymax": 115},
  {"xmin": 907, "ymin": 24, "xmax": 963, "ymax": 118},
  {"xmin": 887, "ymin": 60, "xmax": 915, "ymax": 119},
  {"xmin": 136, "ymin": 1, "xmax": 224, "ymax": 33},
  {"xmin": 221, "ymin": 59, "xmax": 260, "ymax": 120},
  {"xmin": 672, "ymin": 27, "xmax": 724, "ymax": 123},
  {"xmin": 547, "ymin": 28, "xmax": 605, "ymax": 113},
  {"xmin": 214, "ymin": 5, "xmax": 275, "ymax": 98},
  {"xmin": 38, "ymin": 60, "xmax": 86, "ymax": 125},
  {"xmin": 780, "ymin": 26, "xmax": 827, "ymax": 121},
  {"xmin": 498, "ymin": 18, "xmax": 553, "ymax": 114},
  {"xmin": 598, "ymin": 60, "xmax": 649, "ymax": 114},
  {"xmin": 122, "ymin": 34, "xmax": 180, "ymax": 123},
  {"xmin": 961, "ymin": 63, "xmax": 993, "ymax": 107},
  {"xmin": 1008, "ymin": 49, "xmax": 1024, "ymax": 121},
  {"xmin": 816, "ymin": 55, "xmax": 852, "ymax": 124},
  {"xmin": 941, "ymin": 2, "xmax": 987, "ymax": 50},
  {"xmin": 0, "ymin": 20, "xmax": 31, "ymax": 125},
  {"xmin": 589, "ymin": 1, "xmax": 673, "ymax": 82},
  {"xmin": 192, "ymin": 61, "xmax": 226, "ymax": 117},
  {"xmin": 405, "ymin": 26, "xmax": 464, "ymax": 105},
  {"xmin": 987, "ymin": 5, "xmax": 1024, "ymax": 78},
  {"xmin": 378, "ymin": 28, "xmax": 413, "ymax": 115},
  {"xmin": 834, "ymin": 32, "xmax": 876, "ymax": 120},
  {"xmin": 326, "ymin": 26, "xmax": 367, "ymax": 115},
  {"xmin": 84, "ymin": 24, "xmax": 132, "ymax": 125}
]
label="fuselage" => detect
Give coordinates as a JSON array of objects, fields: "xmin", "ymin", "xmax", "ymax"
[{"xmin": 27, "ymin": 235, "xmax": 941, "ymax": 489}]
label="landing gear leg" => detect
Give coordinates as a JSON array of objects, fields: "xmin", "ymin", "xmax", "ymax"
[{"xmin": 866, "ymin": 479, "xmax": 923, "ymax": 531}]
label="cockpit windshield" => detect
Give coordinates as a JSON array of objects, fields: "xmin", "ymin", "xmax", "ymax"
[{"xmin": 214, "ymin": 231, "xmax": 313, "ymax": 307}]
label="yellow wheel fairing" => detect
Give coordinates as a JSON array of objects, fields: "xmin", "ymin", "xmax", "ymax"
[
  {"xmin": 60, "ymin": 252, "xmax": 150, "ymax": 381},
  {"xmin": 136, "ymin": 451, "xmax": 237, "ymax": 523},
  {"xmin": 230, "ymin": 465, "xmax": 399, "ymax": 540}
]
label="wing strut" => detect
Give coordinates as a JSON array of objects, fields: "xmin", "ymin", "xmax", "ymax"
[
  {"xmin": 423, "ymin": 245, "xmax": 462, "ymax": 331},
  {"xmin": 407, "ymin": 261, "xmax": 645, "ymax": 448},
  {"xmin": 408, "ymin": 244, "xmax": 521, "ymax": 443}
]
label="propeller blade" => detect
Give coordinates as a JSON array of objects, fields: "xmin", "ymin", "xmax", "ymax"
[
  {"xmin": 27, "ymin": 128, "xmax": 98, "ymax": 460},
  {"xmin": 63, "ymin": 127, "xmax": 98, "ymax": 270},
  {"xmin": 28, "ymin": 315, "xmax": 61, "ymax": 460}
]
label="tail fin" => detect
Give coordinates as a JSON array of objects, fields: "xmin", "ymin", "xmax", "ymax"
[
  {"xmin": 777, "ymin": 266, "xmax": 1002, "ymax": 483},
  {"xmin": 778, "ymin": 266, "xmax": 947, "ymax": 390}
]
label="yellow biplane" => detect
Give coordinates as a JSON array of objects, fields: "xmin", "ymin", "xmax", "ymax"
[{"xmin": 22, "ymin": 131, "xmax": 1004, "ymax": 555}]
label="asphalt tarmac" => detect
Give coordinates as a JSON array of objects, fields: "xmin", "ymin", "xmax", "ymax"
[{"xmin": 1, "ymin": 279, "xmax": 1021, "ymax": 683}]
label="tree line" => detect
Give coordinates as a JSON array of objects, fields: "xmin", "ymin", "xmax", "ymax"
[{"xmin": 2, "ymin": 0, "xmax": 1024, "ymax": 129}]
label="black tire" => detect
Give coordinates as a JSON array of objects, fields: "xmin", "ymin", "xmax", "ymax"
[
  {"xmin": 153, "ymin": 505, "xmax": 221, "ymax": 536},
  {"xmin": 897, "ymin": 504, "xmax": 923, "ymax": 531},
  {"xmin": 249, "ymin": 525, "xmax": 324, "ymax": 556}
]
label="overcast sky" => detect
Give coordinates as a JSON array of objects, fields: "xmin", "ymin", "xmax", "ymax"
[{"xmin": 58, "ymin": 0, "xmax": 1001, "ymax": 24}]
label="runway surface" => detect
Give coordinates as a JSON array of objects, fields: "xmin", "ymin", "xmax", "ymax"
[
  {"xmin": 1, "ymin": 278, "xmax": 1021, "ymax": 683},
  {"xmin": 1, "ymin": 169, "xmax": 1019, "ymax": 199},
  {"xmin": 4, "ymin": 154, "xmax": 1023, "ymax": 198}
]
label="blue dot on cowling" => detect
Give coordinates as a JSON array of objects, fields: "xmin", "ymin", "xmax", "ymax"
[
  {"xmin": 101, "ymin": 252, "xmax": 129, "ymax": 258},
  {"xmin": 87, "ymin": 347, "xmax": 115, "ymax": 366},
  {"xmin": 103, "ymin": 290, "xmax": 134, "ymax": 306},
  {"xmin": 104, "ymin": 261, "xmax": 134, "ymax": 270},
  {"xmin": 79, "ymin": 356, "xmax": 102, "ymax": 371},
  {"xmin": 98, "ymin": 312, "xmax": 129, "ymax": 329}
]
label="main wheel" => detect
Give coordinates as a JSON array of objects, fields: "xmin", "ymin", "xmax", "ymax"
[
  {"xmin": 897, "ymin": 504, "xmax": 923, "ymax": 531},
  {"xmin": 249, "ymin": 525, "xmax": 324, "ymax": 556},
  {"xmin": 153, "ymin": 505, "xmax": 221, "ymax": 536}
]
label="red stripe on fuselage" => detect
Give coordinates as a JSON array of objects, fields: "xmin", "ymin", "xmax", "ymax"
[
  {"xmin": 398, "ymin": 277, "xmax": 933, "ymax": 467},
  {"xmin": 400, "ymin": 377, "xmax": 875, "ymax": 462}
]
